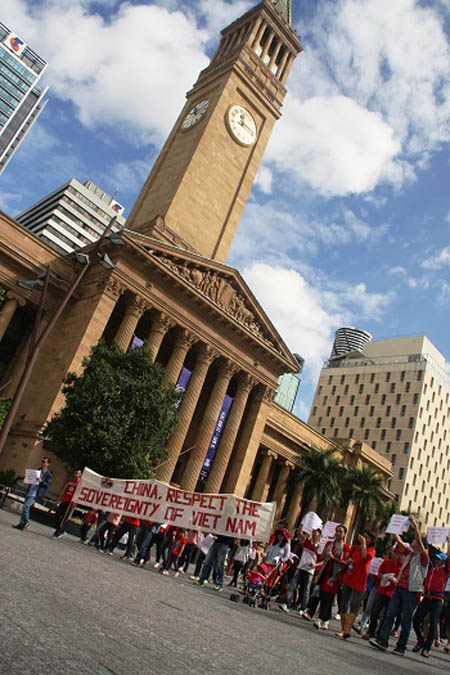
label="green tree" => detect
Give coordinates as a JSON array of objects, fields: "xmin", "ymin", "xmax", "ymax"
[
  {"xmin": 45, "ymin": 340, "xmax": 179, "ymax": 479},
  {"xmin": 342, "ymin": 466, "xmax": 386, "ymax": 539},
  {"xmin": 292, "ymin": 448, "xmax": 343, "ymax": 520}
]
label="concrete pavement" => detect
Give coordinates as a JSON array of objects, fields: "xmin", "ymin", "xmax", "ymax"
[{"xmin": 1, "ymin": 509, "xmax": 448, "ymax": 675}]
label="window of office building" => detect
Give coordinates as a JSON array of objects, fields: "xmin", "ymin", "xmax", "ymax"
[
  {"xmin": 396, "ymin": 429, "xmax": 402, "ymax": 440},
  {"xmin": 396, "ymin": 393, "xmax": 401, "ymax": 404},
  {"xmin": 386, "ymin": 372, "xmax": 391, "ymax": 382},
  {"xmin": 400, "ymin": 371, "xmax": 406, "ymax": 382},
  {"xmin": 408, "ymin": 417, "xmax": 414, "ymax": 428},
  {"xmin": 381, "ymin": 394, "xmax": 386, "ymax": 404},
  {"xmin": 360, "ymin": 417, "xmax": 365, "ymax": 428},
  {"xmin": 381, "ymin": 429, "xmax": 386, "ymax": 439},
  {"xmin": 401, "ymin": 405, "xmax": 406, "ymax": 416},
  {"xmin": 328, "ymin": 376, "xmax": 333, "ymax": 385},
  {"xmin": 365, "ymin": 395, "xmax": 371, "ymax": 405},
  {"xmin": 369, "ymin": 406, "xmax": 374, "ymax": 416},
  {"xmin": 375, "ymin": 384, "xmax": 379, "ymax": 393},
  {"xmin": 390, "ymin": 383, "xmax": 396, "ymax": 393},
  {"xmin": 359, "ymin": 384, "xmax": 364, "ymax": 394},
  {"xmin": 399, "ymin": 468, "xmax": 405, "ymax": 480},
  {"xmin": 340, "ymin": 375, "xmax": 345, "ymax": 384},
  {"xmin": 404, "ymin": 442, "xmax": 410, "ymax": 454},
  {"xmin": 344, "ymin": 385, "xmax": 349, "ymax": 395},
  {"xmin": 364, "ymin": 429, "xmax": 369, "ymax": 440},
  {"xmin": 355, "ymin": 374, "xmax": 360, "ymax": 384},
  {"xmin": 406, "ymin": 382, "xmax": 411, "ymax": 392}
]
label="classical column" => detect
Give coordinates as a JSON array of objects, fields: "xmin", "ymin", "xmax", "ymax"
[
  {"xmin": 287, "ymin": 481, "xmax": 304, "ymax": 533},
  {"xmin": 204, "ymin": 372, "xmax": 255, "ymax": 494},
  {"xmin": 156, "ymin": 345, "xmax": 217, "ymax": 484},
  {"xmin": 145, "ymin": 312, "xmax": 174, "ymax": 361},
  {"xmin": 224, "ymin": 386, "xmax": 275, "ymax": 497},
  {"xmin": 165, "ymin": 328, "xmax": 196, "ymax": 385},
  {"xmin": 114, "ymin": 295, "xmax": 149, "ymax": 351},
  {"xmin": 260, "ymin": 29, "xmax": 275, "ymax": 63},
  {"xmin": 180, "ymin": 359, "xmax": 236, "ymax": 492},
  {"xmin": 248, "ymin": 15, "xmax": 264, "ymax": 46},
  {"xmin": 268, "ymin": 39, "xmax": 283, "ymax": 72},
  {"xmin": 251, "ymin": 450, "xmax": 275, "ymax": 501},
  {"xmin": 272, "ymin": 461, "xmax": 292, "ymax": 522},
  {"xmin": 0, "ymin": 291, "xmax": 25, "ymax": 342},
  {"xmin": 280, "ymin": 52, "xmax": 295, "ymax": 83},
  {"xmin": 251, "ymin": 18, "xmax": 267, "ymax": 49}
]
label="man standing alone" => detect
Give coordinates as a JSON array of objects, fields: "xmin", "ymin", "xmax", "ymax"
[{"xmin": 13, "ymin": 457, "xmax": 52, "ymax": 531}]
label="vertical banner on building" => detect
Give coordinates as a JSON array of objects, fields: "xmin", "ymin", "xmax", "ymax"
[
  {"xmin": 129, "ymin": 335, "xmax": 144, "ymax": 350},
  {"xmin": 200, "ymin": 394, "xmax": 233, "ymax": 481},
  {"xmin": 175, "ymin": 367, "xmax": 191, "ymax": 408}
]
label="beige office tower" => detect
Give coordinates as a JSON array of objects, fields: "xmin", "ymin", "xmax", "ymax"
[{"xmin": 308, "ymin": 336, "xmax": 450, "ymax": 528}]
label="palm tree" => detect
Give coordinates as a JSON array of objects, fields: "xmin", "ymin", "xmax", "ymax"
[
  {"xmin": 292, "ymin": 448, "xmax": 343, "ymax": 521},
  {"xmin": 342, "ymin": 466, "xmax": 386, "ymax": 540}
]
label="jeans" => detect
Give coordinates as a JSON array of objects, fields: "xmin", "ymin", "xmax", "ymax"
[
  {"xmin": 194, "ymin": 551, "xmax": 205, "ymax": 577},
  {"xmin": 378, "ymin": 588, "xmax": 418, "ymax": 651},
  {"xmin": 134, "ymin": 528, "xmax": 154, "ymax": 564},
  {"xmin": 200, "ymin": 542, "xmax": 228, "ymax": 587},
  {"xmin": 163, "ymin": 552, "xmax": 181, "ymax": 572},
  {"xmin": 230, "ymin": 560, "xmax": 244, "ymax": 587},
  {"xmin": 287, "ymin": 570, "xmax": 313, "ymax": 610},
  {"xmin": 80, "ymin": 523, "xmax": 92, "ymax": 541},
  {"xmin": 359, "ymin": 587, "xmax": 377, "ymax": 629},
  {"xmin": 96, "ymin": 522, "xmax": 116, "ymax": 550},
  {"xmin": 180, "ymin": 543, "xmax": 197, "ymax": 572},
  {"xmin": 367, "ymin": 593, "xmax": 390, "ymax": 637},
  {"xmin": 413, "ymin": 597, "xmax": 443, "ymax": 651},
  {"xmin": 110, "ymin": 523, "xmax": 137, "ymax": 557},
  {"xmin": 20, "ymin": 496, "xmax": 36, "ymax": 525}
]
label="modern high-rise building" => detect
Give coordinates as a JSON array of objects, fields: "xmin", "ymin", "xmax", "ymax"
[
  {"xmin": 309, "ymin": 336, "xmax": 450, "ymax": 528},
  {"xmin": 0, "ymin": 22, "xmax": 48, "ymax": 174},
  {"xmin": 16, "ymin": 179, "xmax": 125, "ymax": 254},
  {"xmin": 331, "ymin": 326, "xmax": 372, "ymax": 358}
]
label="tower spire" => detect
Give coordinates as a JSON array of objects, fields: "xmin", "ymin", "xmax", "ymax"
[{"xmin": 271, "ymin": 0, "xmax": 292, "ymax": 25}]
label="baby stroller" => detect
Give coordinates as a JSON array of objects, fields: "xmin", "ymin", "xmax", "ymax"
[{"xmin": 242, "ymin": 560, "xmax": 286, "ymax": 610}]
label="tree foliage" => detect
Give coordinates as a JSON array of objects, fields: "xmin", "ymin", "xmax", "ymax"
[
  {"xmin": 45, "ymin": 340, "xmax": 179, "ymax": 479},
  {"xmin": 293, "ymin": 448, "xmax": 343, "ymax": 519},
  {"xmin": 0, "ymin": 396, "xmax": 11, "ymax": 430},
  {"xmin": 342, "ymin": 466, "xmax": 386, "ymax": 535}
]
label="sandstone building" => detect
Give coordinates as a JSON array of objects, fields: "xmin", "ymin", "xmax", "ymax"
[{"xmin": 0, "ymin": 0, "xmax": 392, "ymax": 533}]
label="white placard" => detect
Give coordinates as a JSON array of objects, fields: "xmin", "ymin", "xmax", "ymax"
[
  {"xmin": 318, "ymin": 537, "xmax": 330, "ymax": 555},
  {"xmin": 385, "ymin": 514, "xmax": 410, "ymax": 535},
  {"xmin": 380, "ymin": 572, "xmax": 395, "ymax": 587},
  {"xmin": 427, "ymin": 526, "xmax": 450, "ymax": 545},
  {"xmin": 322, "ymin": 521, "xmax": 339, "ymax": 540},
  {"xmin": 368, "ymin": 557, "xmax": 383, "ymax": 575},
  {"xmin": 24, "ymin": 469, "xmax": 40, "ymax": 485},
  {"xmin": 198, "ymin": 533, "xmax": 216, "ymax": 556},
  {"xmin": 301, "ymin": 511, "xmax": 323, "ymax": 535}
]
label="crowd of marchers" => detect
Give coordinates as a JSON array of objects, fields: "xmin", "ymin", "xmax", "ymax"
[{"xmin": 11, "ymin": 460, "xmax": 450, "ymax": 661}]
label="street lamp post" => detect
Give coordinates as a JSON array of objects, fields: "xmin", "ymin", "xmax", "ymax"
[{"xmin": 0, "ymin": 216, "xmax": 118, "ymax": 456}]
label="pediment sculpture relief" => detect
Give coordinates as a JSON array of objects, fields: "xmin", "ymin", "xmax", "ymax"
[{"xmin": 152, "ymin": 252, "xmax": 279, "ymax": 352}]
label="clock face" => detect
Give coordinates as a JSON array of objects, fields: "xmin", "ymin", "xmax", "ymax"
[
  {"xmin": 181, "ymin": 100, "xmax": 209, "ymax": 130},
  {"xmin": 226, "ymin": 105, "xmax": 257, "ymax": 146}
]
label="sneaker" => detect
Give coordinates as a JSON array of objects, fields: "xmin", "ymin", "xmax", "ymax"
[
  {"xmin": 120, "ymin": 554, "xmax": 130, "ymax": 560},
  {"xmin": 178, "ymin": 569, "xmax": 184, "ymax": 574},
  {"xmin": 334, "ymin": 613, "xmax": 341, "ymax": 621},
  {"xmin": 279, "ymin": 603, "xmax": 289, "ymax": 613},
  {"xmin": 12, "ymin": 523, "xmax": 24, "ymax": 530},
  {"xmin": 321, "ymin": 621, "xmax": 329, "ymax": 630},
  {"xmin": 106, "ymin": 551, "xmax": 113, "ymax": 556},
  {"xmin": 174, "ymin": 572, "xmax": 179, "ymax": 577},
  {"xmin": 352, "ymin": 624, "xmax": 362, "ymax": 634},
  {"xmin": 369, "ymin": 639, "xmax": 387, "ymax": 652},
  {"xmin": 214, "ymin": 585, "xmax": 223, "ymax": 592},
  {"xmin": 161, "ymin": 570, "xmax": 169, "ymax": 576},
  {"xmin": 190, "ymin": 575, "xmax": 199, "ymax": 581},
  {"xmin": 392, "ymin": 647, "xmax": 405, "ymax": 656},
  {"xmin": 54, "ymin": 531, "xmax": 66, "ymax": 539},
  {"xmin": 153, "ymin": 562, "xmax": 161, "ymax": 569},
  {"xmin": 302, "ymin": 611, "xmax": 312, "ymax": 621},
  {"xmin": 297, "ymin": 609, "xmax": 305, "ymax": 618},
  {"xmin": 314, "ymin": 620, "xmax": 321, "ymax": 630},
  {"xmin": 195, "ymin": 579, "xmax": 205, "ymax": 586}
]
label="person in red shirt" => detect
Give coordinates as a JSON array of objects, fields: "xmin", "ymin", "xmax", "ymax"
[
  {"xmin": 79, "ymin": 508, "xmax": 98, "ymax": 543},
  {"xmin": 413, "ymin": 535, "xmax": 450, "ymax": 658},
  {"xmin": 362, "ymin": 546, "xmax": 403, "ymax": 640},
  {"xmin": 314, "ymin": 524, "xmax": 351, "ymax": 630},
  {"xmin": 162, "ymin": 528, "xmax": 187, "ymax": 576},
  {"xmin": 336, "ymin": 531, "xmax": 376, "ymax": 639},
  {"xmin": 52, "ymin": 469, "xmax": 81, "ymax": 538},
  {"xmin": 107, "ymin": 515, "xmax": 141, "ymax": 559}
]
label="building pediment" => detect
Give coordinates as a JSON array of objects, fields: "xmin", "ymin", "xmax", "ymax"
[{"xmin": 121, "ymin": 229, "xmax": 298, "ymax": 371}]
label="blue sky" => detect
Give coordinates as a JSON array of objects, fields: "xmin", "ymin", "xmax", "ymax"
[{"xmin": 1, "ymin": 0, "xmax": 449, "ymax": 419}]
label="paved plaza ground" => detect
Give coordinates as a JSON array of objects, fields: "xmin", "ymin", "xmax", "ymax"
[{"xmin": 1, "ymin": 509, "xmax": 449, "ymax": 675}]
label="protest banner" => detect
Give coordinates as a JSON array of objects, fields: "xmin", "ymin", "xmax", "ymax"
[
  {"xmin": 322, "ymin": 521, "xmax": 339, "ymax": 540},
  {"xmin": 385, "ymin": 514, "xmax": 410, "ymax": 535},
  {"xmin": 24, "ymin": 469, "xmax": 40, "ymax": 485},
  {"xmin": 427, "ymin": 526, "xmax": 450, "ymax": 545},
  {"xmin": 73, "ymin": 468, "xmax": 276, "ymax": 541},
  {"xmin": 301, "ymin": 511, "xmax": 323, "ymax": 535}
]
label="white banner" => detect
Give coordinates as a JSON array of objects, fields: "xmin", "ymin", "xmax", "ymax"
[
  {"xmin": 368, "ymin": 557, "xmax": 383, "ymax": 575},
  {"xmin": 301, "ymin": 511, "xmax": 323, "ymax": 534},
  {"xmin": 74, "ymin": 468, "xmax": 276, "ymax": 541},
  {"xmin": 427, "ymin": 526, "xmax": 450, "ymax": 545}
]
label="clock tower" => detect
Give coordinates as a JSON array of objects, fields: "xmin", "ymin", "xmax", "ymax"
[{"xmin": 126, "ymin": 0, "xmax": 302, "ymax": 262}]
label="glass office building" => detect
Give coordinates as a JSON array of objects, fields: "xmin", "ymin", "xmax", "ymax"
[{"xmin": 0, "ymin": 21, "xmax": 48, "ymax": 174}]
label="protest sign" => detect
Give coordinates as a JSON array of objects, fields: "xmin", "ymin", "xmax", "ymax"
[
  {"xmin": 322, "ymin": 521, "xmax": 339, "ymax": 540},
  {"xmin": 385, "ymin": 514, "xmax": 410, "ymax": 535},
  {"xmin": 380, "ymin": 572, "xmax": 395, "ymax": 588},
  {"xmin": 427, "ymin": 526, "xmax": 450, "ymax": 545},
  {"xmin": 368, "ymin": 557, "xmax": 383, "ymax": 575},
  {"xmin": 24, "ymin": 469, "xmax": 40, "ymax": 485},
  {"xmin": 74, "ymin": 468, "xmax": 276, "ymax": 541},
  {"xmin": 301, "ymin": 511, "xmax": 323, "ymax": 535},
  {"xmin": 199, "ymin": 533, "xmax": 216, "ymax": 556}
]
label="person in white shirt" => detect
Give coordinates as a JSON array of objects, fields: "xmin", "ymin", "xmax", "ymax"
[
  {"xmin": 264, "ymin": 529, "xmax": 291, "ymax": 565},
  {"xmin": 279, "ymin": 526, "xmax": 322, "ymax": 615}
]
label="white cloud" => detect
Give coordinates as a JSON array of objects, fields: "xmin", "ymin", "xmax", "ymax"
[
  {"xmin": 388, "ymin": 266, "xmax": 407, "ymax": 276},
  {"xmin": 267, "ymin": 95, "xmax": 401, "ymax": 196},
  {"xmin": 242, "ymin": 262, "xmax": 394, "ymax": 384},
  {"xmin": 422, "ymin": 246, "xmax": 450, "ymax": 270},
  {"xmin": 254, "ymin": 166, "xmax": 273, "ymax": 194}
]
